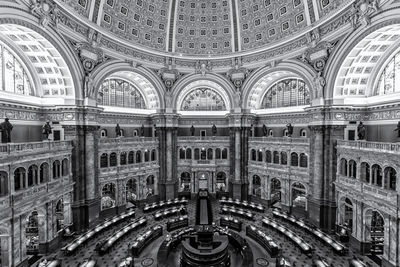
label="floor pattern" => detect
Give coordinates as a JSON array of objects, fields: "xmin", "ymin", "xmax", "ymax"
[{"xmin": 33, "ymin": 197, "xmax": 380, "ymax": 267}]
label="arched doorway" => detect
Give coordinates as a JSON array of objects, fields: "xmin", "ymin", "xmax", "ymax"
[
  {"xmin": 252, "ymin": 175, "xmax": 261, "ymax": 197},
  {"xmin": 180, "ymin": 172, "xmax": 191, "ymax": 192},
  {"xmin": 343, "ymin": 198, "xmax": 353, "ymax": 233},
  {"xmin": 365, "ymin": 210, "xmax": 385, "ymax": 255},
  {"xmin": 291, "ymin": 182, "xmax": 307, "ymax": 213},
  {"xmin": 101, "ymin": 183, "xmax": 116, "ymax": 210},
  {"xmin": 216, "ymin": 172, "xmax": 227, "ymax": 192},
  {"xmin": 145, "ymin": 175, "xmax": 155, "ymax": 197},
  {"xmin": 55, "ymin": 199, "xmax": 64, "ymax": 232},
  {"xmin": 270, "ymin": 178, "xmax": 281, "ymax": 206},
  {"xmin": 0, "ymin": 227, "xmax": 10, "ymax": 267},
  {"xmin": 26, "ymin": 211, "xmax": 39, "ymax": 255},
  {"xmin": 126, "ymin": 179, "xmax": 137, "ymax": 203}
]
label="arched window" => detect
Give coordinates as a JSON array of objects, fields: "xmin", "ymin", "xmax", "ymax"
[
  {"xmin": 101, "ymin": 183, "xmax": 116, "ymax": 210},
  {"xmin": 100, "ymin": 153, "xmax": 108, "ymax": 168},
  {"xmin": 181, "ymin": 88, "xmax": 226, "ymax": 111},
  {"xmin": 0, "ymin": 171, "xmax": 8, "ymax": 196},
  {"xmin": 216, "ymin": 172, "xmax": 226, "ymax": 191},
  {"xmin": 283, "ymin": 129, "xmax": 289, "ymax": 137},
  {"xmin": 268, "ymin": 129, "xmax": 273, "ymax": 137},
  {"xmin": 372, "ymin": 164, "xmax": 383, "ymax": 187},
  {"xmin": 39, "ymin": 163, "xmax": 49, "ymax": 183},
  {"xmin": 28, "ymin": 165, "xmax": 38, "ymax": 187},
  {"xmin": 0, "ymin": 41, "xmax": 33, "ymax": 95},
  {"xmin": 300, "ymin": 129, "xmax": 307, "ymax": 137},
  {"xmin": 273, "ymin": 151, "xmax": 279, "ymax": 164},
  {"xmin": 128, "ymin": 151, "xmax": 134, "ymax": 164},
  {"xmin": 384, "ymin": 167, "xmax": 396, "ymax": 190},
  {"xmin": 186, "ymin": 148, "xmax": 192, "ymax": 159},
  {"xmin": 120, "ymin": 152, "xmax": 127, "ymax": 165},
  {"xmin": 194, "ymin": 148, "xmax": 200, "ymax": 160},
  {"xmin": 133, "ymin": 130, "xmax": 138, "ymax": 136},
  {"xmin": 180, "ymin": 172, "xmax": 191, "ymax": 192},
  {"xmin": 280, "ymin": 152, "xmax": 287, "ymax": 165},
  {"xmin": 207, "ymin": 148, "xmax": 213, "ymax": 160},
  {"xmin": 340, "ymin": 159, "xmax": 348, "ymax": 176},
  {"xmin": 375, "ymin": 51, "xmax": 400, "ymax": 95},
  {"xmin": 100, "ymin": 129, "xmax": 107, "ymax": 138},
  {"xmin": 258, "ymin": 150, "xmax": 263, "ymax": 162},
  {"xmin": 252, "ymin": 175, "xmax": 261, "ymax": 197},
  {"xmin": 291, "ymin": 153, "xmax": 299, "ymax": 167},
  {"xmin": 261, "ymin": 78, "xmax": 310, "ymax": 109},
  {"xmin": 300, "ymin": 153, "xmax": 308, "ymax": 168},
  {"xmin": 53, "ymin": 160, "xmax": 61, "ymax": 179},
  {"xmin": 215, "ymin": 148, "xmax": 221, "ymax": 159},
  {"xmin": 62, "ymin": 159, "xmax": 69, "ymax": 176},
  {"xmin": 222, "ymin": 148, "xmax": 228, "ymax": 159},
  {"xmin": 265, "ymin": 150, "xmax": 272, "ymax": 163},
  {"xmin": 110, "ymin": 152, "xmax": 117, "ymax": 166},
  {"xmin": 251, "ymin": 149, "xmax": 257, "ymax": 161},
  {"xmin": 97, "ymin": 78, "xmax": 146, "ymax": 109},
  {"xmin": 360, "ymin": 162, "xmax": 370, "ymax": 183},
  {"xmin": 179, "ymin": 148, "xmax": 185, "ymax": 159},
  {"xmin": 200, "ymin": 148, "xmax": 206, "ymax": 160},
  {"xmin": 136, "ymin": 151, "xmax": 142, "ymax": 163},
  {"xmin": 14, "ymin": 167, "xmax": 26, "ymax": 191},
  {"xmin": 349, "ymin": 160, "xmax": 357, "ymax": 178},
  {"xmin": 144, "ymin": 150, "xmax": 150, "ymax": 162},
  {"xmin": 151, "ymin": 149, "xmax": 156, "ymax": 161}
]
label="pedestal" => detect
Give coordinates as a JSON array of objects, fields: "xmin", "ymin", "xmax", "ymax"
[
  {"xmin": 232, "ymin": 181, "xmax": 242, "ymax": 200},
  {"xmin": 349, "ymin": 235, "xmax": 371, "ymax": 255},
  {"xmin": 307, "ymin": 198, "xmax": 336, "ymax": 232},
  {"xmin": 165, "ymin": 181, "xmax": 176, "ymax": 200}
]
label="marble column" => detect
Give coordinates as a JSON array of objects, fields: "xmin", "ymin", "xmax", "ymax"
[{"xmin": 231, "ymin": 127, "xmax": 242, "ymax": 199}]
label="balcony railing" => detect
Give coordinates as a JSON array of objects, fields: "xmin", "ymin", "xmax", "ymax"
[
  {"xmin": 249, "ymin": 137, "xmax": 309, "ymax": 144},
  {"xmin": 99, "ymin": 137, "xmax": 158, "ymax": 144},
  {"xmin": 0, "ymin": 140, "xmax": 72, "ymax": 155},
  {"xmin": 177, "ymin": 136, "xmax": 230, "ymax": 142},
  {"xmin": 337, "ymin": 140, "xmax": 400, "ymax": 153}
]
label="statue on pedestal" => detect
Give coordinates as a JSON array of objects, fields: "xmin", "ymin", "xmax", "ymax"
[
  {"xmin": 0, "ymin": 118, "xmax": 13, "ymax": 143},
  {"xmin": 42, "ymin": 121, "xmax": 52, "ymax": 140},
  {"xmin": 115, "ymin": 124, "xmax": 121, "ymax": 137},
  {"xmin": 286, "ymin": 123, "xmax": 294, "ymax": 137},
  {"xmin": 394, "ymin": 121, "xmax": 400, "ymax": 138},
  {"xmin": 140, "ymin": 124, "xmax": 145, "ymax": 137},
  {"xmin": 357, "ymin": 121, "xmax": 366, "ymax": 140},
  {"xmin": 190, "ymin": 125, "xmax": 195, "ymax": 136},
  {"xmin": 212, "ymin": 124, "xmax": 217, "ymax": 136},
  {"xmin": 262, "ymin": 124, "xmax": 268, "ymax": 137}
]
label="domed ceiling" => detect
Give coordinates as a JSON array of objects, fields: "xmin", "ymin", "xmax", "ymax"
[{"xmin": 59, "ymin": 0, "xmax": 350, "ymax": 58}]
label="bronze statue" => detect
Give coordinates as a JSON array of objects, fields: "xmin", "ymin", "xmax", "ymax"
[
  {"xmin": 0, "ymin": 118, "xmax": 13, "ymax": 143},
  {"xmin": 286, "ymin": 123, "xmax": 294, "ymax": 137},
  {"xmin": 357, "ymin": 121, "xmax": 366, "ymax": 140},
  {"xmin": 190, "ymin": 125, "xmax": 195, "ymax": 136},
  {"xmin": 140, "ymin": 124, "xmax": 145, "ymax": 137},
  {"xmin": 42, "ymin": 121, "xmax": 52, "ymax": 140},
  {"xmin": 262, "ymin": 124, "xmax": 268, "ymax": 136},
  {"xmin": 212, "ymin": 124, "xmax": 217, "ymax": 136},
  {"xmin": 395, "ymin": 121, "xmax": 400, "ymax": 138},
  {"xmin": 115, "ymin": 124, "xmax": 121, "ymax": 137}
]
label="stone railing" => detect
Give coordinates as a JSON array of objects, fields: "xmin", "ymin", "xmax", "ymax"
[
  {"xmin": 337, "ymin": 140, "xmax": 400, "ymax": 153},
  {"xmin": 99, "ymin": 137, "xmax": 158, "ymax": 144},
  {"xmin": 249, "ymin": 137, "xmax": 310, "ymax": 144},
  {"xmin": 0, "ymin": 140, "xmax": 72, "ymax": 156},
  {"xmin": 100, "ymin": 161, "xmax": 159, "ymax": 173},
  {"xmin": 4, "ymin": 176, "xmax": 72, "ymax": 207},
  {"xmin": 177, "ymin": 136, "xmax": 230, "ymax": 143},
  {"xmin": 336, "ymin": 175, "xmax": 398, "ymax": 203}
]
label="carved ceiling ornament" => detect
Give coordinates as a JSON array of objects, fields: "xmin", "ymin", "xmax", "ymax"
[
  {"xmin": 30, "ymin": 0, "xmax": 60, "ymax": 28},
  {"xmin": 350, "ymin": 0, "xmax": 380, "ymax": 29},
  {"xmin": 226, "ymin": 58, "xmax": 250, "ymax": 89},
  {"xmin": 157, "ymin": 58, "xmax": 181, "ymax": 90},
  {"xmin": 195, "ymin": 60, "xmax": 212, "ymax": 76}
]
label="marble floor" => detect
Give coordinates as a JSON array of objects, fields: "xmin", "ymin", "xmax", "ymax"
[{"xmin": 34, "ymin": 197, "xmax": 380, "ymax": 267}]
